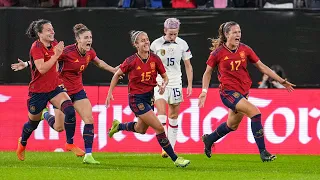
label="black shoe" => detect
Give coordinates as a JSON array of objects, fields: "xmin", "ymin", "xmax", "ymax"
[
  {"xmin": 260, "ymin": 149, "xmax": 277, "ymax": 162},
  {"xmin": 201, "ymin": 134, "xmax": 213, "ymax": 158}
]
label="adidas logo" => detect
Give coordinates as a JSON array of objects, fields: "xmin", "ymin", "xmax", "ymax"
[
  {"xmin": 74, "ymin": 59, "xmax": 79, "ymax": 62},
  {"xmin": 136, "ymin": 66, "xmax": 141, "ymax": 70},
  {"xmin": 224, "ymin": 56, "xmax": 229, "ymax": 60}
]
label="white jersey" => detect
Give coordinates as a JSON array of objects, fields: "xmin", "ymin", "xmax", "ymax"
[{"xmin": 150, "ymin": 36, "xmax": 192, "ymax": 88}]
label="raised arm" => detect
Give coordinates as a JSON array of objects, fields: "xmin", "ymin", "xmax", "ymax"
[{"xmin": 254, "ymin": 61, "xmax": 295, "ymax": 91}]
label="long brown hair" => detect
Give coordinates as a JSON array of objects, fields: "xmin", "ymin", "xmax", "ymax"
[
  {"xmin": 210, "ymin": 21, "xmax": 239, "ymax": 51},
  {"xmin": 26, "ymin": 19, "xmax": 51, "ymax": 39}
]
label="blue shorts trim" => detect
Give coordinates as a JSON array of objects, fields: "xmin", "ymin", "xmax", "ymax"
[
  {"xmin": 129, "ymin": 91, "xmax": 154, "ymax": 116},
  {"xmin": 219, "ymin": 90, "xmax": 248, "ymax": 112},
  {"xmin": 53, "ymin": 89, "xmax": 87, "ymax": 109},
  {"xmin": 27, "ymin": 86, "xmax": 66, "ymax": 115}
]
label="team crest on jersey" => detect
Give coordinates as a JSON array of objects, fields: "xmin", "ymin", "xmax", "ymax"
[
  {"xmin": 29, "ymin": 106, "xmax": 36, "ymax": 113},
  {"xmin": 232, "ymin": 92, "xmax": 240, "ymax": 98},
  {"xmin": 160, "ymin": 49, "xmax": 166, "ymax": 56},
  {"xmin": 150, "ymin": 62, "xmax": 155, "ymax": 70},
  {"xmin": 137, "ymin": 103, "xmax": 145, "ymax": 111},
  {"xmin": 239, "ymin": 51, "xmax": 246, "ymax": 59}
]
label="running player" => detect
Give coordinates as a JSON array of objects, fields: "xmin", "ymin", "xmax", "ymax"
[
  {"xmin": 105, "ymin": 30, "xmax": 190, "ymax": 167},
  {"xmin": 198, "ymin": 21, "xmax": 295, "ymax": 162}
]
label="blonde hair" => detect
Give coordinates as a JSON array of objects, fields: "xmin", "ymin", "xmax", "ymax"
[
  {"xmin": 129, "ymin": 30, "xmax": 146, "ymax": 46},
  {"xmin": 210, "ymin": 21, "xmax": 239, "ymax": 51}
]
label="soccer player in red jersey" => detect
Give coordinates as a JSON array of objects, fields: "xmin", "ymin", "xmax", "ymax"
[
  {"xmin": 12, "ymin": 24, "xmax": 119, "ymax": 164},
  {"xmin": 105, "ymin": 30, "xmax": 190, "ymax": 167},
  {"xmin": 198, "ymin": 21, "xmax": 295, "ymax": 162},
  {"xmin": 16, "ymin": 19, "xmax": 78, "ymax": 161}
]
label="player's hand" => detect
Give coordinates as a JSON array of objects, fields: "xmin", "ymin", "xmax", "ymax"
[
  {"xmin": 105, "ymin": 93, "xmax": 114, "ymax": 108},
  {"xmin": 198, "ymin": 92, "xmax": 207, "ymax": 108},
  {"xmin": 281, "ymin": 79, "xmax": 296, "ymax": 92},
  {"xmin": 11, "ymin": 59, "xmax": 27, "ymax": 71},
  {"xmin": 53, "ymin": 41, "xmax": 64, "ymax": 58},
  {"xmin": 158, "ymin": 82, "xmax": 166, "ymax": 95},
  {"xmin": 186, "ymin": 85, "xmax": 192, "ymax": 97}
]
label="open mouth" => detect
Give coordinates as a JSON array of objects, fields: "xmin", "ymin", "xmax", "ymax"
[
  {"xmin": 86, "ymin": 43, "xmax": 91, "ymax": 48},
  {"xmin": 235, "ymin": 38, "xmax": 240, "ymax": 42}
]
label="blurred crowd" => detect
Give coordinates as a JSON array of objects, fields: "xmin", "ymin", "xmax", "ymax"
[{"xmin": 0, "ymin": 0, "xmax": 319, "ymax": 8}]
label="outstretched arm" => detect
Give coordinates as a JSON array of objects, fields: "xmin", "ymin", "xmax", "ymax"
[
  {"xmin": 92, "ymin": 56, "xmax": 119, "ymax": 73},
  {"xmin": 254, "ymin": 61, "xmax": 295, "ymax": 91},
  {"xmin": 11, "ymin": 59, "xmax": 30, "ymax": 71}
]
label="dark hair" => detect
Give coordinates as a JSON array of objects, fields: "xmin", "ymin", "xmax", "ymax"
[
  {"xmin": 73, "ymin": 23, "xmax": 90, "ymax": 39},
  {"xmin": 210, "ymin": 21, "xmax": 239, "ymax": 51},
  {"xmin": 129, "ymin": 30, "xmax": 146, "ymax": 46},
  {"xmin": 26, "ymin": 19, "xmax": 51, "ymax": 39}
]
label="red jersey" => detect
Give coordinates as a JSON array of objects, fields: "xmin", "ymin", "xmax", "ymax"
[
  {"xmin": 120, "ymin": 53, "xmax": 166, "ymax": 95},
  {"xmin": 28, "ymin": 40, "xmax": 60, "ymax": 93},
  {"xmin": 206, "ymin": 43, "xmax": 260, "ymax": 95},
  {"xmin": 58, "ymin": 44, "xmax": 97, "ymax": 95}
]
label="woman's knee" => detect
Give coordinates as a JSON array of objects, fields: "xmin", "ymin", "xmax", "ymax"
[
  {"xmin": 154, "ymin": 124, "xmax": 164, "ymax": 134},
  {"xmin": 54, "ymin": 125, "xmax": 65, "ymax": 132},
  {"xmin": 82, "ymin": 116, "xmax": 94, "ymax": 124},
  {"xmin": 227, "ymin": 122, "xmax": 240, "ymax": 131},
  {"xmin": 135, "ymin": 127, "xmax": 147, "ymax": 134},
  {"xmin": 169, "ymin": 113, "xmax": 178, "ymax": 119}
]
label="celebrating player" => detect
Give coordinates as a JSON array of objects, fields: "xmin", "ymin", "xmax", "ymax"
[
  {"xmin": 16, "ymin": 19, "xmax": 78, "ymax": 161},
  {"xmin": 12, "ymin": 24, "xmax": 119, "ymax": 164},
  {"xmin": 150, "ymin": 18, "xmax": 193, "ymax": 158},
  {"xmin": 198, "ymin": 21, "xmax": 295, "ymax": 162},
  {"xmin": 105, "ymin": 30, "xmax": 190, "ymax": 167}
]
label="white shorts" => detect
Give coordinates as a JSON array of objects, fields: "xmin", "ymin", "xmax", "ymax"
[{"xmin": 154, "ymin": 86, "xmax": 183, "ymax": 105}]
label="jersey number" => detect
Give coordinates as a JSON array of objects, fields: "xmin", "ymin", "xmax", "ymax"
[
  {"xmin": 173, "ymin": 88, "xmax": 181, "ymax": 97},
  {"xmin": 79, "ymin": 65, "xmax": 85, "ymax": 73},
  {"xmin": 230, "ymin": 60, "xmax": 241, "ymax": 71},
  {"xmin": 141, "ymin": 71, "xmax": 151, "ymax": 82},
  {"xmin": 167, "ymin": 58, "xmax": 175, "ymax": 66}
]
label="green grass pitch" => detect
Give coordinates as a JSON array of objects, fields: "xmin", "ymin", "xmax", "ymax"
[{"xmin": 0, "ymin": 152, "xmax": 319, "ymax": 180}]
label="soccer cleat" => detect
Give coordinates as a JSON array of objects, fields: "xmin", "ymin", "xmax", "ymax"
[
  {"xmin": 202, "ymin": 134, "xmax": 213, "ymax": 158},
  {"xmin": 83, "ymin": 154, "xmax": 100, "ymax": 164},
  {"xmin": 16, "ymin": 137, "xmax": 26, "ymax": 161},
  {"xmin": 65, "ymin": 143, "xmax": 85, "ymax": 157},
  {"xmin": 108, "ymin": 119, "xmax": 120, "ymax": 138},
  {"xmin": 40, "ymin": 107, "xmax": 49, "ymax": 121},
  {"xmin": 260, "ymin": 149, "xmax": 277, "ymax": 162},
  {"xmin": 174, "ymin": 157, "xmax": 190, "ymax": 168},
  {"xmin": 161, "ymin": 149, "xmax": 169, "ymax": 158}
]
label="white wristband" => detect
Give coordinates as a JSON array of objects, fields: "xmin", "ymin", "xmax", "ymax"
[
  {"xmin": 202, "ymin": 89, "xmax": 208, "ymax": 93},
  {"xmin": 24, "ymin": 61, "xmax": 28, "ymax": 67}
]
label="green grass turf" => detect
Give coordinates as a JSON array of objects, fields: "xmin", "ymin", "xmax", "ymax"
[{"xmin": 0, "ymin": 152, "xmax": 319, "ymax": 180}]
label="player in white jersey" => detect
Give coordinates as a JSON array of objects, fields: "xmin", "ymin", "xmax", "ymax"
[{"xmin": 150, "ymin": 18, "xmax": 193, "ymax": 158}]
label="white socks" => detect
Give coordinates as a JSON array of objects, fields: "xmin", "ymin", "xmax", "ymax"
[
  {"xmin": 168, "ymin": 118, "xmax": 178, "ymax": 150},
  {"xmin": 158, "ymin": 115, "xmax": 167, "ymax": 135}
]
